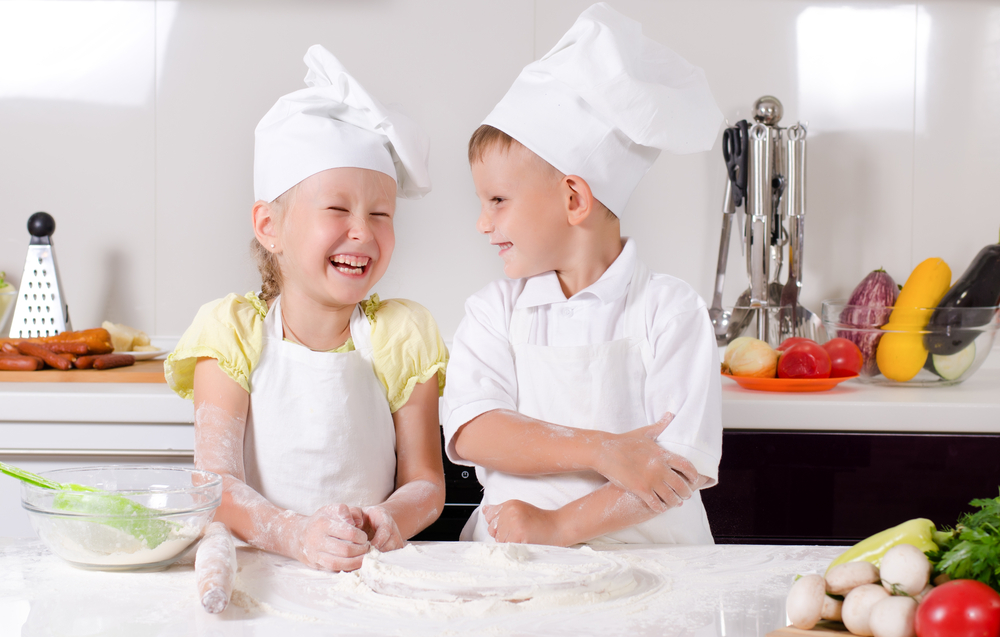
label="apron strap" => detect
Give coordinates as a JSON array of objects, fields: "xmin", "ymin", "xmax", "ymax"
[
  {"xmin": 350, "ymin": 304, "xmax": 376, "ymax": 363},
  {"xmin": 623, "ymin": 259, "xmax": 654, "ymax": 370},
  {"xmin": 264, "ymin": 295, "xmax": 283, "ymax": 340},
  {"xmin": 508, "ymin": 305, "xmax": 534, "ymax": 347}
]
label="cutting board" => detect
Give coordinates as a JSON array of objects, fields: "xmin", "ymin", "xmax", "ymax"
[
  {"xmin": 767, "ymin": 622, "xmax": 851, "ymax": 636},
  {"xmin": 0, "ymin": 359, "xmax": 165, "ymax": 383}
]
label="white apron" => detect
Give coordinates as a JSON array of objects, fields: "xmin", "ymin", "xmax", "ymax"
[
  {"xmin": 243, "ymin": 296, "xmax": 397, "ymax": 515},
  {"xmin": 463, "ymin": 259, "xmax": 714, "ymax": 544}
]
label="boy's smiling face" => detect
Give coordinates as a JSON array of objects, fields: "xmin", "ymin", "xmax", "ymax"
[{"xmin": 471, "ymin": 144, "xmax": 570, "ymax": 280}]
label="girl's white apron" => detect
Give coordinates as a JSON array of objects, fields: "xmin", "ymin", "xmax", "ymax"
[
  {"xmin": 463, "ymin": 260, "xmax": 714, "ymax": 544},
  {"xmin": 243, "ymin": 296, "xmax": 396, "ymax": 515}
]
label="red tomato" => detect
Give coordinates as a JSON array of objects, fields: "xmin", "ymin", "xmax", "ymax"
[
  {"xmin": 822, "ymin": 337, "xmax": 864, "ymax": 377},
  {"xmin": 915, "ymin": 580, "xmax": 1000, "ymax": 637},
  {"xmin": 777, "ymin": 337, "xmax": 814, "ymax": 352},
  {"xmin": 777, "ymin": 341, "xmax": 832, "ymax": 379}
]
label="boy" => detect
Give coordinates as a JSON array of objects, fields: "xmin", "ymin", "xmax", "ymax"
[{"xmin": 442, "ymin": 3, "xmax": 724, "ymax": 545}]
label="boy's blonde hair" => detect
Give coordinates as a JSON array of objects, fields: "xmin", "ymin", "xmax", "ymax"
[
  {"xmin": 250, "ymin": 185, "xmax": 298, "ymax": 303},
  {"xmin": 467, "ymin": 125, "xmax": 617, "ymax": 220},
  {"xmin": 468, "ymin": 125, "xmax": 519, "ymax": 164}
]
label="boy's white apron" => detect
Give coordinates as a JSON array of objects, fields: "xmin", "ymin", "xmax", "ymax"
[
  {"xmin": 463, "ymin": 260, "xmax": 714, "ymax": 544},
  {"xmin": 243, "ymin": 296, "xmax": 396, "ymax": 515}
]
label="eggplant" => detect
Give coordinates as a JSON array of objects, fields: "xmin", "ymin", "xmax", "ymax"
[
  {"xmin": 839, "ymin": 269, "xmax": 899, "ymax": 376},
  {"xmin": 924, "ymin": 342, "xmax": 976, "ymax": 381},
  {"xmin": 924, "ymin": 236, "xmax": 1000, "ymax": 356}
]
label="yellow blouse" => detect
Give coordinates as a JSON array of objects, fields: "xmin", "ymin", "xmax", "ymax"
[{"xmin": 165, "ymin": 292, "xmax": 448, "ymax": 413}]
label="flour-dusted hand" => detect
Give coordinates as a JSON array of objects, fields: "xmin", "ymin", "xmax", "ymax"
[
  {"xmin": 363, "ymin": 505, "xmax": 405, "ymax": 552},
  {"xmin": 592, "ymin": 413, "xmax": 699, "ymax": 513},
  {"xmin": 483, "ymin": 501, "xmax": 565, "ymax": 546},
  {"xmin": 291, "ymin": 503, "xmax": 370, "ymax": 571}
]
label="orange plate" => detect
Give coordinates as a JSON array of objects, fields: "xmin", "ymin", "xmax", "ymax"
[{"xmin": 722, "ymin": 373, "xmax": 858, "ymax": 392}]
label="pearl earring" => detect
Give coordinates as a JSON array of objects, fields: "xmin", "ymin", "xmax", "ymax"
[{"xmin": 270, "ymin": 244, "xmax": 275, "ymax": 249}]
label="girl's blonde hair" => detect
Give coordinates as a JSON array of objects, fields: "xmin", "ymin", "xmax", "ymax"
[{"xmin": 250, "ymin": 185, "xmax": 298, "ymax": 304}]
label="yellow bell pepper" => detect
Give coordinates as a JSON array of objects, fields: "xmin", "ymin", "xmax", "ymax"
[{"xmin": 826, "ymin": 518, "xmax": 939, "ymax": 573}]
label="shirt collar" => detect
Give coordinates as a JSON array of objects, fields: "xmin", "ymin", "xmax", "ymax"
[{"xmin": 515, "ymin": 238, "xmax": 638, "ymax": 309}]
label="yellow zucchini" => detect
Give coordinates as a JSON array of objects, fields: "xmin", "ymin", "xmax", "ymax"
[{"xmin": 876, "ymin": 258, "xmax": 951, "ymax": 381}]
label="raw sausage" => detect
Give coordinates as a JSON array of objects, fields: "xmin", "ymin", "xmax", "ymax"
[
  {"xmin": 45, "ymin": 341, "xmax": 89, "ymax": 355},
  {"xmin": 0, "ymin": 355, "xmax": 44, "ymax": 371},
  {"xmin": 16, "ymin": 342, "xmax": 71, "ymax": 370},
  {"xmin": 196, "ymin": 522, "xmax": 237, "ymax": 614},
  {"xmin": 43, "ymin": 328, "xmax": 115, "ymax": 355},
  {"xmin": 74, "ymin": 355, "xmax": 98, "ymax": 369},
  {"xmin": 91, "ymin": 354, "xmax": 135, "ymax": 370}
]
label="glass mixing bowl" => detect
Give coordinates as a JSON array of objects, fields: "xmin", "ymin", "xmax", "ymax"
[
  {"xmin": 821, "ymin": 301, "xmax": 999, "ymax": 386},
  {"xmin": 21, "ymin": 466, "xmax": 222, "ymax": 571}
]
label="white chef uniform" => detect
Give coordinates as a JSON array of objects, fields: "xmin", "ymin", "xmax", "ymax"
[
  {"xmin": 245, "ymin": 296, "xmax": 397, "ymax": 514},
  {"xmin": 442, "ymin": 239, "xmax": 723, "ymax": 544}
]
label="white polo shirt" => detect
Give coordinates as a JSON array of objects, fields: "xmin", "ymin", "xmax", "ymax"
[{"xmin": 442, "ymin": 239, "xmax": 723, "ymax": 486}]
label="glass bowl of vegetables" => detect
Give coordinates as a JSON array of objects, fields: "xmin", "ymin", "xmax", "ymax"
[
  {"xmin": 21, "ymin": 466, "xmax": 222, "ymax": 571},
  {"xmin": 821, "ymin": 301, "xmax": 999, "ymax": 386}
]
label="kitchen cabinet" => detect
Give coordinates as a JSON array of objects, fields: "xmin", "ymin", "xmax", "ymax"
[
  {"xmin": 705, "ymin": 365, "xmax": 1000, "ymax": 544},
  {"xmin": 0, "ymin": 382, "xmax": 193, "ymax": 538}
]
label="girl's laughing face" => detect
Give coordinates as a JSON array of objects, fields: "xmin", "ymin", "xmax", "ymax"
[{"xmin": 276, "ymin": 167, "xmax": 396, "ymax": 308}]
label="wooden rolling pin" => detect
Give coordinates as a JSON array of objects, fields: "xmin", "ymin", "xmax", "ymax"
[{"xmin": 195, "ymin": 522, "xmax": 237, "ymax": 614}]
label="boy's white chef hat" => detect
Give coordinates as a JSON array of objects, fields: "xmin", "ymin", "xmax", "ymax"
[
  {"xmin": 254, "ymin": 45, "xmax": 431, "ymax": 203},
  {"xmin": 482, "ymin": 3, "xmax": 722, "ymax": 215}
]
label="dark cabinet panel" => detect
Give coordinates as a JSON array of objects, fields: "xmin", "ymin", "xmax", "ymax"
[
  {"xmin": 702, "ymin": 430, "xmax": 1000, "ymax": 545},
  {"xmin": 418, "ymin": 429, "xmax": 1000, "ymax": 544}
]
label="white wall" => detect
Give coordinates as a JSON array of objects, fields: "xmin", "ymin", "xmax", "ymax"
[{"xmin": 1, "ymin": 0, "xmax": 997, "ymax": 341}]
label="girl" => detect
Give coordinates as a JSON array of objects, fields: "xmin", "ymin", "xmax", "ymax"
[{"xmin": 165, "ymin": 45, "xmax": 447, "ymax": 572}]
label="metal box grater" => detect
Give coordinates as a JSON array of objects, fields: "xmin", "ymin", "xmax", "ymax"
[{"xmin": 9, "ymin": 212, "xmax": 72, "ymax": 338}]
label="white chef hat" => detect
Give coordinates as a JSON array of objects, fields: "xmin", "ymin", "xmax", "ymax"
[
  {"xmin": 254, "ymin": 45, "xmax": 431, "ymax": 203},
  {"xmin": 482, "ymin": 3, "xmax": 722, "ymax": 215}
]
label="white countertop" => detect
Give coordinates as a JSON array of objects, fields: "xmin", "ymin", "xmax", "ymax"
[
  {"xmin": 721, "ymin": 367, "xmax": 1000, "ymax": 433},
  {"xmin": 0, "ymin": 539, "xmax": 841, "ymax": 637},
  {"xmin": 1, "ymin": 346, "xmax": 997, "ymax": 432}
]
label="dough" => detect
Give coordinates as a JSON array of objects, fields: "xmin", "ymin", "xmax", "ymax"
[{"xmin": 359, "ymin": 542, "xmax": 638, "ymax": 603}]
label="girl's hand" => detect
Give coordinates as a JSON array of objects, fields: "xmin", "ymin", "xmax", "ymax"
[
  {"xmin": 363, "ymin": 505, "xmax": 405, "ymax": 552},
  {"xmin": 592, "ymin": 413, "xmax": 699, "ymax": 514},
  {"xmin": 292, "ymin": 503, "xmax": 370, "ymax": 571},
  {"xmin": 483, "ymin": 501, "xmax": 565, "ymax": 546}
]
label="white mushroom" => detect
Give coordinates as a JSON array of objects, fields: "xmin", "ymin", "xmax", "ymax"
[
  {"xmin": 826, "ymin": 561, "xmax": 881, "ymax": 596},
  {"xmin": 822, "ymin": 595, "xmax": 843, "ymax": 622},
  {"xmin": 869, "ymin": 595, "xmax": 917, "ymax": 637},
  {"xmin": 842, "ymin": 584, "xmax": 891, "ymax": 637},
  {"xmin": 786, "ymin": 574, "xmax": 827, "ymax": 629},
  {"xmin": 879, "ymin": 544, "xmax": 931, "ymax": 596}
]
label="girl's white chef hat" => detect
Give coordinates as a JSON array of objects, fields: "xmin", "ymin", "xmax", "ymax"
[
  {"xmin": 254, "ymin": 45, "xmax": 431, "ymax": 203},
  {"xmin": 481, "ymin": 3, "xmax": 722, "ymax": 215}
]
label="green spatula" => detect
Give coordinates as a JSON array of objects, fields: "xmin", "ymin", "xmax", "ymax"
[{"xmin": 1, "ymin": 461, "xmax": 176, "ymax": 549}]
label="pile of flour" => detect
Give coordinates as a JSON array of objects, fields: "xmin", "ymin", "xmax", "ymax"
[
  {"xmin": 358, "ymin": 542, "xmax": 639, "ymax": 603},
  {"xmin": 40, "ymin": 519, "xmax": 201, "ymax": 568},
  {"xmin": 233, "ymin": 541, "xmax": 669, "ymax": 625}
]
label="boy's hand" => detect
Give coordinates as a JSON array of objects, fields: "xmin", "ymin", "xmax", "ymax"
[
  {"xmin": 592, "ymin": 413, "xmax": 700, "ymax": 513},
  {"xmin": 291, "ymin": 503, "xmax": 370, "ymax": 571},
  {"xmin": 362, "ymin": 505, "xmax": 405, "ymax": 552},
  {"xmin": 483, "ymin": 501, "xmax": 566, "ymax": 546}
]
